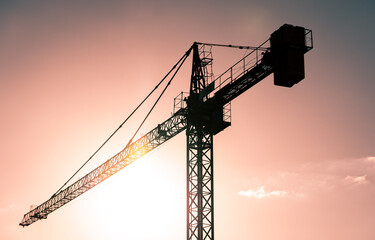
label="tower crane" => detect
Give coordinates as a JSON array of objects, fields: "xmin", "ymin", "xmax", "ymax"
[{"xmin": 20, "ymin": 24, "xmax": 313, "ymax": 240}]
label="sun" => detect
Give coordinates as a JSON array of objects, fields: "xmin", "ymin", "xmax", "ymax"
[{"xmin": 76, "ymin": 151, "xmax": 185, "ymax": 239}]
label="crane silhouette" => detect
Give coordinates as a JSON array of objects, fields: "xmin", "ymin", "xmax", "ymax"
[{"xmin": 20, "ymin": 24, "xmax": 313, "ymax": 240}]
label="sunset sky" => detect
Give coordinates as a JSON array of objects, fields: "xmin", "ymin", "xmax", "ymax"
[{"xmin": 1, "ymin": 0, "xmax": 375, "ymax": 239}]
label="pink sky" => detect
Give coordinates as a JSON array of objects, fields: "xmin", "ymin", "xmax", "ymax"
[{"xmin": 1, "ymin": 1, "xmax": 375, "ymax": 239}]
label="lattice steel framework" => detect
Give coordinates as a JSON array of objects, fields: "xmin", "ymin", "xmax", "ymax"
[{"xmin": 186, "ymin": 43, "xmax": 214, "ymax": 240}]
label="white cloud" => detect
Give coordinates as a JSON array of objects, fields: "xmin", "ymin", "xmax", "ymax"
[
  {"xmin": 366, "ymin": 156, "xmax": 375, "ymax": 163},
  {"xmin": 345, "ymin": 175, "xmax": 369, "ymax": 185},
  {"xmin": 239, "ymin": 156, "xmax": 375, "ymax": 200},
  {"xmin": 0, "ymin": 204, "xmax": 16, "ymax": 213},
  {"xmin": 238, "ymin": 186, "xmax": 287, "ymax": 199}
]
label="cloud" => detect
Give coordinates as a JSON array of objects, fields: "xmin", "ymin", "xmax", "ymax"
[
  {"xmin": 238, "ymin": 186, "xmax": 287, "ymax": 199},
  {"xmin": 345, "ymin": 175, "xmax": 369, "ymax": 185},
  {"xmin": 0, "ymin": 204, "xmax": 16, "ymax": 213},
  {"xmin": 239, "ymin": 156, "xmax": 375, "ymax": 201},
  {"xmin": 366, "ymin": 156, "xmax": 375, "ymax": 163},
  {"xmin": 243, "ymin": 156, "xmax": 375, "ymax": 197}
]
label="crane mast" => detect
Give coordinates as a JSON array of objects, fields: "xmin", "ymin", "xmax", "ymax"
[
  {"xmin": 186, "ymin": 43, "xmax": 217, "ymax": 239},
  {"xmin": 20, "ymin": 24, "xmax": 313, "ymax": 240}
]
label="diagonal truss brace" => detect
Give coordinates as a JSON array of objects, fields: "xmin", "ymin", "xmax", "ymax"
[{"xmin": 20, "ymin": 109, "xmax": 188, "ymax": 226}]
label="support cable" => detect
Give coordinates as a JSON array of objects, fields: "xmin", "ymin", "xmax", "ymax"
[
  {"xmin": 126, "ymin": 47, "xmax": 192, "ymax": 146},
  {"xmin": 51, "ymin": 46, "xmax": 193, "ymax": 198},
  {"xmin": 195, "ymin": 42, "xmax": 269, "ymax": 51}
]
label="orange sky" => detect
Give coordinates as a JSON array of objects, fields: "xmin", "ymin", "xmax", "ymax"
[{"xmin": 1, "ymin": 1, "xmax": 375, "ymax": 240}]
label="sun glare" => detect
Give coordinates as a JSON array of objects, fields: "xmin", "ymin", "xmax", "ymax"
[{"xmin": 78, "ymin": 152, "xmax": 185, "ymax": 239}]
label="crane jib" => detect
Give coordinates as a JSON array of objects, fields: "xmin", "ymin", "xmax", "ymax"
[{"xmin": 20, "ymin": 110, "xmax": 188, "ymax": 226}]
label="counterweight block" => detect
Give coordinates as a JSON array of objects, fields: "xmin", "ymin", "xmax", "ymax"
[{"xmin": 271, "ymin": 24, "xmax": 307, "ymax": 87}]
